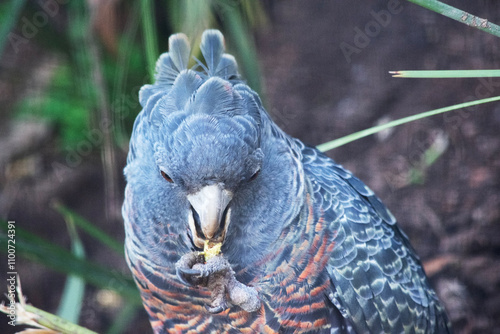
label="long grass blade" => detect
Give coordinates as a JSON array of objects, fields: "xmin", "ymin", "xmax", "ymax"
[
  {"xmin": 223, "ymin": 6, "xmax": 262, "ymax": 94},
  {"xmin": 56, "ymin": 217, "xmax": 86, "ymax": 323},
  {"xmin": 167, "ymin": 0, "xmax": 213, "ymax": 62},
  {"xmin": 52, "ymin": 201, "xmax": 124, "ymax": 255},
  {"xmin": 24, "ymin": 304, "xmax": 98, "ymax": 334},
  {"xmin": 0, "ymin": 0, "xmax": 28, "ymax": 57},
  {"xmin": 317, "ymin": 95, "xmax": 500, "ymax": 152},
  {"xmin": 85, "ymin": 1, "xmax": 122, "ymax": 224},
  {"xmin": 141, "ymin": 0, "xmax": 159, "ymax": 81},
  {"xmin": 0, "ymin": 222, "xmax": 141, "ymax": 304},
  {"xmin": 1, "ymin": 276, "xmax": 97, "ymax": 333},
  {"xmin": 112, "ymin": 1, "xmax": 142, "ymax": 148},
  {"xmin": 391, "ymin": 70, "xmax": 500, "ymax": 78},
  {"xmin": 406, "ymin": 0, "xmax": 500, "ymax": 38}
]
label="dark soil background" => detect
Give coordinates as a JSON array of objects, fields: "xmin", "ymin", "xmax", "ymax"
[{"xmin": 1, "ymin": 1, "xmax": 500, "ymax": 333}]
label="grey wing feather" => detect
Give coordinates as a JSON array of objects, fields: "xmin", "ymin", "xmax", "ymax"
[{"xmin": 301, "ymin": 145, "xmax": 452, "ymax": 333}]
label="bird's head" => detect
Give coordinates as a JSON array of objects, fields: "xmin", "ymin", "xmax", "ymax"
[
  {"xmin": 152, "ymin": 75, "xmax": 264, "ymax": 249},
  {"xmin": 125, "ymin": 30, "xmax": 303, "ymax": 266}
]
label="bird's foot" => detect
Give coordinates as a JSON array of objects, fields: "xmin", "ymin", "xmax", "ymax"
[
  {"xmin": 226, "ymin": 276, "xmax": 261, "ymax": 313},
  {"xmin": 205, "ymin": 299, "xmax": 229, "ymax": 314},
  {"xmin": 176, "ymin": 252, "xmax": 231, "ymax": 285},
  {"xmin": 175, "ymin": 251, "xmax": 261, "ymax": 313},
  {"xmin": 175, "ymin": 252, "xmax": 206, "ymax": 286}
]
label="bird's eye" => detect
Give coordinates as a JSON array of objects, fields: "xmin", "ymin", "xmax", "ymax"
[
  {"xmin": 161, "ymin": 170, "xmax": 174, "ymax": 183},
  {"xmin": 249, "ymin": 169, "xmax": 260, "ymax": 181}
]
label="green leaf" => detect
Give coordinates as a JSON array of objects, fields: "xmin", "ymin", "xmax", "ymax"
[
  {"xmin": 0, "ymin": 0, "xmax": 27, "ymax": 57},
  {"xmin": 317, "ymin": 95, "xmax": 500, "ymax": 152},
  {"xmin": 391, "ymin": 70, "xmax": 500, "ymax": 78},
  {"xmin": 221, "ymin": 3, "xmax": 262, "ymax": 94},
  {"xmin": 406, "ymin": 0, "xmax": 500, "ymax": 38},
  {"xmin": 53, "ymin": 201, "xmax": 124, "ymax": 255},
  {"xmin": 408, "ymin": 131, "xmax": 448, "ymax": 185},
  {"xmin": 112, "ymin": 1, "xmax": 143, "ymax": 147},
  {"xmin": 56, "ymin": 215, "xmax": 86, "ymax": 323},
  {"xmin": 24, "ymin": 304, "xmax": 99, "ymax": 334},
  {"xmin": 141, "ymin": 0, "xmax": 159, "ymax": 81},
  {"xmin": 0, "ymin": 222, "xmax": 141, "ymax": 304},
  {"xmin": 14, "ymin": 64, "xmax": 91, "ymax": 151},
  {"xmin": 176, "ymin": 0, "xmax": 212, "ymax": 38}
]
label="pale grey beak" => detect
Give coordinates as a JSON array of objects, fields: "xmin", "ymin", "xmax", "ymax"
[{"xmin": 187, "ymin": 185, "xmax": 233, "ymax": 248}]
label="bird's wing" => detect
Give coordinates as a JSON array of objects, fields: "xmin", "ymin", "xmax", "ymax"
[{"xmin": 300, "ymin": 143, "xmax": 452, "ymax": 334}]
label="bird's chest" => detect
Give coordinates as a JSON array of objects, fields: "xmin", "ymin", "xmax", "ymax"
[
  {"xmin": 153, "ymin": 278, "xmax": 333, "ymax": 334},
  {"xmin": 149, "ymin": 242, "xmax": 334, "ymax": 334}
]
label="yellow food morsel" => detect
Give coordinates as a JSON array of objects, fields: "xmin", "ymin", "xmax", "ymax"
[{"xmin": 202, "ymin": 240, "xmax": 222, "ymax": 261}]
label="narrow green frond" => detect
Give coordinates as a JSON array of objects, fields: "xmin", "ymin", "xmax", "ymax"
[
  {"xmin": 391, "ymin": 70, "xmax": 500, "ymax": 78},
  {"xmin": 223, "ymin": 8, "xmax": 262, "ymax": 94},
  {"xmin": 406, "ymin": 0, "xmax": 500, "ymax": 38},
  {"xmin": 141, "ymin": 0, "xmax": 159, "ymax": 81},
  {"xmin": 56, "ymin": 218, "xmax": 86, "ymax": 323},
  {"xmin": 53, "ymin": 201, "xmax": 124, "ymax": 255},
  {"xmin": 0, "ymin": 222, "xmax": 141, "ymax": 303},
  {"xmin": 0, "ymin": 0, "xmax": 27, "ymax": 57},
  {"xmin": 317, "ymin": 96, "xmax": 500, "ymax": 152},
  {"xmin": 24, "ymin": 304, "xmax": 98, "ymax": 334}
]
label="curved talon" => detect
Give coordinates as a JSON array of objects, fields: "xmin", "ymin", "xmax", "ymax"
[
  {"xmin": 206, "ymin": 303, "xmax": 227, "ymax": 314},
  {"xmin": 178, "ymin": 267, "xmax": 202, "ymax": 276},
  {"xmin": 175, "ymin": 252, "xmax": 207, "ymax": 286},
  {"xmin": 176, "ymin": 268, "xmax": 195, "ymax": 286}
]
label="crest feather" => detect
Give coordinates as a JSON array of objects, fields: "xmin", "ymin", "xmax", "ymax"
[
  {"xmin": 216, "ymin": 54, "xmax": 239, "ymax": 80},
  {"xmin": 169, "ymin": 33, "xmax": 190, "ymax": 71},
  {"xmin": 200, "ymin": 30, "xmax": 225, "ymax": 76},
  {"xmin": 154, "ymin": 33, "xmax": 191, "ymax": 85}
]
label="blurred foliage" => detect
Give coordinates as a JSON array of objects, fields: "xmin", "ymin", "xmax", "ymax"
[
  {"xmin": 53, "ymin": 201, "xmax": 124, "ymax": 255},
  {"xmin": 0, "ymin": 1, "xmax": 266, "ymax": 332},
  {"xmin": 0, "ymin": 220, "xmax": 141, "ymax": 303},
  {"xmin": 0, "ymin": 0, "xmax": 27, "ymax": 57},
  {"xmin": 15, "ymin": 63, "xmax": 91, "ymax": 151}
]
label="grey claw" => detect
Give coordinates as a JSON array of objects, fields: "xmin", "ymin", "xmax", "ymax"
[
  {"xmin": 176, "ymin": 269, "xmax": 194, "ymax": 286},
  {"xmin": 206, "ymin": 303, "xmax": 227, "ymax": 314},
  {"xmin": 178, "ymin": 267, "xmax": 202, "ymax": 276}
]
